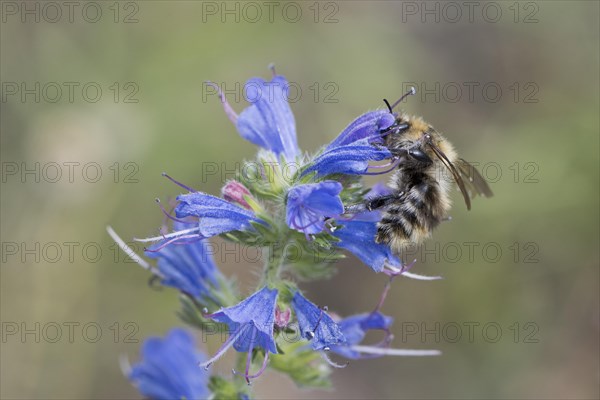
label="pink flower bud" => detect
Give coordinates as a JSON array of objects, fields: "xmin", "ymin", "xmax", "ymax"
[
  {"xmin": 274, "ymin": 305, "xmax": 291, "ymax": 328},
  {"xmin": 221, "ymin": 181, "xmax": 252, "ymax": 209}
]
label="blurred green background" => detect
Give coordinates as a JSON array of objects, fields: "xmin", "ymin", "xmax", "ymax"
[{"xmin": 1, "ymin": 1, "xmax": 598, "ymax": 398}]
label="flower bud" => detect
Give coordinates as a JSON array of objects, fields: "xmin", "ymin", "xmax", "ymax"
[
  {"xmin": 221, "ymin": 180, "xmax": 252, "ymax": 209},
  {"xmin": 274, "ymin": 305, "xmax": 291, "ymax": 328}
]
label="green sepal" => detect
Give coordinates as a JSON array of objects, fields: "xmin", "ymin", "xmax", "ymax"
[
  {"xmin": 270, "ymin": 340, "xmax": 332, "ymax": 389},
  {"xmin": 177, "ymin": 294, "xmax": 209, "ymax": 330},
  {"xmin": 208, "ymin": 376, "xmax": 250, "ymax": 400}
]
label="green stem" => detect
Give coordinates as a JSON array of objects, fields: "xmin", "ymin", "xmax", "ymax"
[{"xmin": 262, "ymin": 240, "xmax": 286, "ymax": 284}]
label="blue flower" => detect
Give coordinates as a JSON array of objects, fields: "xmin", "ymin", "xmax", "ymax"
[
  {"xmin": 333, "ymin": 220, "xmax": 401, "ymax": 273},
  {"xmin": 330, "ymin": 311, "xmax": 393, "ymax": 360},
  {"xmin": 128, "ymin": 328, "xmax": 210, "ymax": 400},
  {"xmin": 145, "ymin": 221, "xmax": 221, "ymax": 305},
  {"xmin": 291, "ymin": 292, "xmax": 346, "ymax": 351},
  {"xmin": 237, "ymin": 76, "xmax": 300, "ymax": 161},
  {"xmin": 286, "ymin": 181, "xmax": 344, "ymax": 235},
  {"xmin": 175, "ymin": 192, "xmax": 263, "ymax": 238},
  {"xmin": 329, "ymin": 310, "xmax": 440, "ymax": 358},
  {"xmin": 211, "ymin": 74, "xmax": 299, "ymax": 161},
  {"xmin": 327, "ymin": 110, "xmax": 395, "ymax": 148},
  {"xmin": 302, "ymin": 110, "xmax": 395, "ymax": 177},
  {"xmin": 203, "ymin": 286, "xmax": 278, "ymax": 382}
]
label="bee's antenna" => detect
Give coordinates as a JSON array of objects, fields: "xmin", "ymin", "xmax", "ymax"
[
  {"xmin": 383, "ymin": 87, "xmax": 416, "ymax": 113},
  {"xmin": 383, "ymin": 99, "xmax": 393, "ymax": 113}
]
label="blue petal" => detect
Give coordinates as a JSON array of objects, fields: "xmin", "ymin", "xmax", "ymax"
[
  {"xmin": 338, "ymin": 311, "xmax": 393, "ymax": 345},
  {"xmin": 236, "ymin": 76, "xmax": 299, "ymax": 161},
  {"xmin": 129, "ymin": 329, "xmax": 210, "ymax": 400},
  {"xmin": 302, "ymin": 139, "xmax": 391, "ymax": 177},
  {"xmin": 326, "ymin": 110, "xmax": 395, "ymax": 149},
  {"xmin": 209, "ymin": 286, "xmax": 278, "ymax": 354},
  {"xmin": 286, "ymin": 181, "xmax": 344, "ymax": 235},
  {"xmin": 301, "ymin": 110, "xmax": 395, "ymax": 178},
  {"xmin": 145, "ymin": 235, "xmax": 221, "ymax": 303},
  {"xmin": 292, "ymin": 292, "xmax": 346, "ymax": 351},
  {"xmin": 333, "ymin": 220, "xmax": 401, "ymax": 272},
  {"xmin": 175, "ymin": 192, "xmax": 262, "ymax": 237},
  {"xmin": 330, "ymin": 312, "xmax": 394, "ymax": 359}
]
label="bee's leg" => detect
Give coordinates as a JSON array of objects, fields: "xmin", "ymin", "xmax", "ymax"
[
  {"xmin": 365, "ymin": 194, "xmax": 400, "ymax": 211},
  {"xmin": 344, "ymin": 192, "xmax": 404, "ymax": 214}
]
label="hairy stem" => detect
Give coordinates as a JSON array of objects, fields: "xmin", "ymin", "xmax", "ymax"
[{"xmin": 262, "ymin": 240, "xmax": 287, "ymax": 284}]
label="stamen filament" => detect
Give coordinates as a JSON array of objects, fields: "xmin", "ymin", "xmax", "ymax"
[
  {"xmin": 155, "ymin": 198, "xmax": 190, "ymax": 224},
  {"xmin": 134, "ymin": 227, "xmax": 200, "ymax": 243},
  {"xmin": 161, "ymin": 172, "xmax": 196, "ymax": 192},
  {"xmin": 363, "ymin": 158, "xmax": 401, "ymax": 176},
  {"xmin": 245, "ymin": 352, "xmax": 270, "ymax": 379},
  {"xmin": 106, "ymin": 226, "xmax": 161, "ymax": 276},
  {"xmin": 244, "ymin": 328, "xmax": 258, "ymax": 384},
  {"xmin": 143, "ymin": 234, "xmax": 200, "ymax": 253},
  {"xmin": 385, "ymin": 263, "xmax": 442, "ymax": 280},
  {"xmin": 350, "ymin": 345, "xmax": 440, "ymax": 357},
  {"xmin": 320, "ymin": 351, "xmax": 349, "ymax": 368},
  {"xmin": 205, "ymin": 81, "xmax": 239, "ymax": 125},
  {"xmin": 200, "ymin": 324, "xmax": 248, "ymax": 369}
]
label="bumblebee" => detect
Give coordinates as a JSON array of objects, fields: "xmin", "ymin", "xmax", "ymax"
[{"xmin": 350, "ymin": 88, "xmax": 493, "ymax": 254}]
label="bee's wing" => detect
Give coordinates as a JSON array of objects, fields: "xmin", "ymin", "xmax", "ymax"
[
  {"xmin": 455, "ymin": 158, "xmax": 494, "ymax": 198},
  {"xmin": 427, "ymin": 142, "xmax": 472, "ymax": 210}
]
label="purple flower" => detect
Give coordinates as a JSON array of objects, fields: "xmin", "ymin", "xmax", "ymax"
[
  {"xmin": 144, "ymin": 222, "xmax": 221, "ymax": 304},
  {"xmin": 237, "ymin": 76, "xmax": 299, "ymax": 161},
  {"xmin": 128, "ymin": 328, "xmax": 210, "ymax": 400},
  {"xmin": 302, "ymin": 111, "xmax": 395, "ymax": 177},
  {"xmin": 286, "ymin": 181, "xmax": 344, "ymax": 235},
  {"xmin": 327, "ymin": 111, "xmax": 395, "ymax": 148},
  {"xmin": 203, "ymin": 286, "xmax": 278, "ymax": 383},
  {"xmin": 175, "ymin": 192, "xmax": 263, "ymax": 238},
  {"xmin": 329, "ymin": 310, "xmax": 440, "ymax": 359},
  {"xmin": 330, "ymin": 311, "xmax": 393, "ymax": 359},
  {"xmin": 211, "ymin": 75, "xmax": 299, "ymax": 161},
  {"xmin": 292, "ymin": 292, "xmax": 346, "ymax": 351},
  {"xmin": 333, "ymin": 220, "xmax": 401, "ymax": 273}
]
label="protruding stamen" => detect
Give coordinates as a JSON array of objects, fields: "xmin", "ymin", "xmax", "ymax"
[
  {"xmin": 363, "ymin": 158, "xmax": 401, "ymax": 176},
  {"xmin": 204, "ymin": 81, "xmax": 238, "ymax": 124},
  {"xmin": 367, "ymin": 157, "xmax": 400, "ymax": 169},
  {"xmin": 244, "ymin": 329, "xmax": 258, "ymax": 384},
  {"xmin": 385, "ymin": 263, "xmax": 443, "ymax": 281},
  {"xmin": 306, "ymin": 331, "xmax": 315, "ymax": 340},
  {"xmin": 401, "ymin": 271, "xmax": 444, "ymax": 281},
  {"xmin": 134, "ymin": 226, "xmax": 200, "ymax": 243},
  {"xmin": 106, "ymin": 226, "xmax": 162, "ymax": 276},
  {"xmin": 143, "ymin": 234, "xmax": 199, "ymax": 253},
  {"xmin": 155, "ymin": 198, "xmax": 190, "ymax": 224},
  {"xmin": 268, "ymin": 63, "xmax": 277, "ymax": 77},
  {"xmin": 350, "ymin": 345, "xmax": 440, "ymax": 357},
  {"xmin": 161, "ymin": 172, "xmax": 196, "ymax": 193},
  {"xmin": 245, "ymin": 352, "xmax": 270, "ymax": 381},
  {"xmin": 320, "ymin": 351, "xmax": 349, "ymax": 368},
  {"xmin": 199, "ymin": 324, "xmax": 248, "ymax": 369}
]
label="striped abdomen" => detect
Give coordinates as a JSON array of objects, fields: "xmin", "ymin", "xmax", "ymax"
[{"xmin": 375, "ymin": 171, "xmax": 450, "ymax": 253}]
